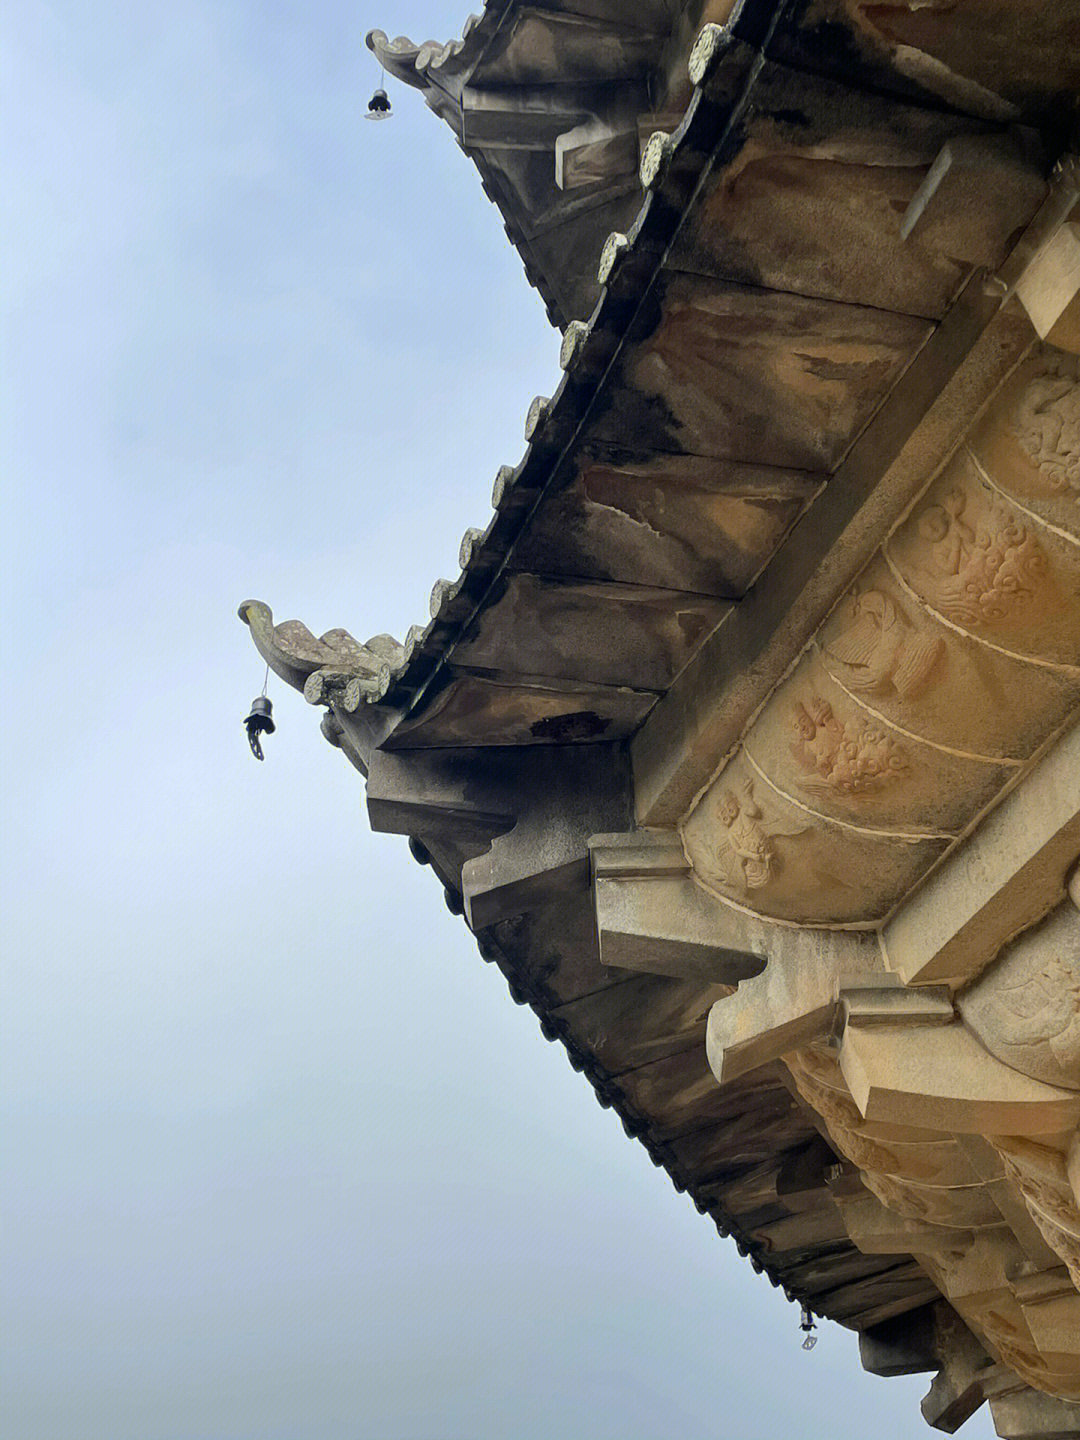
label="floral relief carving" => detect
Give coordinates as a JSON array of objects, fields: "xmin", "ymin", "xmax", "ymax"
[
  {"xmin": 824, "ymin": 589, "xmax": 944, "ymax": 700},
  {"xmin": 1011, "ymin": 354, "xmax": 1080, "ymax": 499},
  {"xmin": 911, "ymin": 488, "xmax": 1050, "ymax": 628},
  {"xmin": 789, "ymin": 694, "xmax": 909, "ymax": 796}
]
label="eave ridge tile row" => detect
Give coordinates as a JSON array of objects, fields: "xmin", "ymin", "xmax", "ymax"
[
  {"xmin": 466, "ymin": 911, "xmax": 817, "ymax": 1313},
  {"xmin": 380, "ymin": 5, "xmax": 773, "ymax": 717}
]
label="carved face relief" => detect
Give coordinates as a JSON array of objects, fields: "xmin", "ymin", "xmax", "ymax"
[
  {"xmin": 789, "ymin": 693, "xmax": 909, "ymax": 796},
  {"xmin": 910, "ymin": 486, "xmax": 1050, "ymax": 629},
  {"xmin": 1011, "ymin": 353, "xmax": 1080, "ymax": 499}
]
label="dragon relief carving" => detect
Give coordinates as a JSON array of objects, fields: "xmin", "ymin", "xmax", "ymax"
[
  {"xmin": 1012, "ymin": 354, "xmax": 1080, "ymax": 499},
  {"xmin": 789, "ymin": 694, "xmax": 909, "ymax": 797},
  {"xmin": 911, "ymin": 487, "xmax": 1050, "ymax": 629},
  {"xmin": 824, "ymin": 590, "xmax": 944, "ymax": 700}
]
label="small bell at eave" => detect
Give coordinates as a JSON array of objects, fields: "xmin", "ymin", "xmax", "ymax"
[
  {"xmin": 365, "ymin": 86, "xmax": 392, "ymax": 120},
  {"xmin": 244, "ymin": 694, "xmax": 275, "ymax": 761}
]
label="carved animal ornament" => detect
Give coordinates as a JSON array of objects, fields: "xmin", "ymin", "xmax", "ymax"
[
  {"xmin": 1011, "ymin": 354, "xmax": 1080, "ymax": 499},
  {"xmin": 824, "ymin": 589, "xmax": 944, "ymax": 700}
]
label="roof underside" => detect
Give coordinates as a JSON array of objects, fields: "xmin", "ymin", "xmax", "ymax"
[{"xmin": 347, "ymin": 0, "xmax": 1080, "ymax": 1331}]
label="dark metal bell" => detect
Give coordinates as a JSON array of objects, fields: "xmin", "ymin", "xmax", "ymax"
[
  {"xmin": 366, "ymin": 87, "xmax": 392, "ymax": 118},
  {"xmin": 244, "ymin": 695, "xmax": 275, "ymax": 761}
]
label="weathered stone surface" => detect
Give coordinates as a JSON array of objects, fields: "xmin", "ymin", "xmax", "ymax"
[
  {"xmin": 601, "ymin": 274, "xmax": 930, "ymax": 470},
  {"xmin": 248, "ymin": 8, "xmax": 1080, "ymax": 1427},
  {"xmin": 510, "ymin": 452, "xmax": 817, "ymax": 597},
  {"xmin": 385, "ymin": 671, "xmax": 656, "ymax": 749},
  {"xmin": 451, "ymin": 572, "xmax": 727, "ymax": 691},
  {"xmin": 990, "ymin": 1387, "xmax": 1080, "ymax": 1439}
]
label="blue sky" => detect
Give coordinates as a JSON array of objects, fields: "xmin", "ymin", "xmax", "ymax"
[{"xmin": 2, "ymin": 3, "xmax": 991, "ymax": 1436}]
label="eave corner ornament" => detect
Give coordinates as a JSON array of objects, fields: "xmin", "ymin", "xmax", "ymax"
[{"xmin": 238, "ymin": 599, "xmax": 404, "ymax": 711}]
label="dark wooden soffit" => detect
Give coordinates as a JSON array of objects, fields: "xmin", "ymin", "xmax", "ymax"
[{"xmin": 367, "ymin": 0, "xmax": 1066, "ymax": 756}]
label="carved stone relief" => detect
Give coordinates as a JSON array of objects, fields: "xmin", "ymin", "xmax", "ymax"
[
  {"xmin": 824, "ymin": 586, "xmax": 945, "ymax": 701},
  {"xmin": 681, "ymin": 752, "xmax": 945, "ymax": 924},
  {"xmin": 819, "ymin": 561, "xmax": 1080, "ymax": 762},
  {"xmin": 698, "ymin": 778, "xmax": 780, "ymax": 892},
  {"xmin": 992, "ymin": 1135, "xmax": 1080, "ymax": 1294},
  {"xmin": 783, "ymin": 1047, "xmax": 1080, "ymax": 1400},
  {"xmin": 960, "ymin": 903, "xmax": 1080, "ymax": 1092},
  {"xmin": 887, "ymin": 455, "xmax": 1080, "ymax": 666},
  {"xmin": 788, "ymin": 694, "xmax": 910, "ymax": 797},
  {"xmin": 1011, "ymin": 353, "xmax": 1080, "ymax": 501},
  {"xmin": 239, "ymin": 599, "xmax": 404, "ymax": 707},
  {"xmin": 906, "ymin": 485, "xmax": 1050, "ymax": 631},
  {"xmin": 744, "ymin": 654, "xmax": 1016, "ymax": 839},
  {"xmin": 970, "ymin": 348, "xmax": 1080, "ymax": 543}
]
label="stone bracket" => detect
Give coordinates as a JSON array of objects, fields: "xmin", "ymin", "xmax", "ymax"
[
  {"xmin": 837, "ymin": 1021, "xmax": 1080, "ymax": 1136},
  {"xmin": 882, "ymin": 721, "xmax": 1080, "ymax": 987},
  {"xmin": 365, "ymin": 747, "xmax": 520, "ymax": 844},
  {"xmin": 589, "ymin": 831, "xmax": 768, "ymax": 986}
]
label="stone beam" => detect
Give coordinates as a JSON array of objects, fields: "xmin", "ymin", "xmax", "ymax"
[
  {"xmin": 631, "ymin": 158, "xmax": 1080, "ymax": 826},
  {"xmin": 365, "ymin": 747, "xmax": 519, "ymax": 845},
  {"xmin": 363, "ymin": 742, "xmax": 634, "ymax": 931},
  {"xmin": 837, "ymin": 1021, "xmax": 1080, "ymax": 1136},
  {"xmin": 882, "ymin": 720, "xmax": 1080, "ymax": 987},
  {"xmin": 989, "ymin": 1388, "xmax": 1080, "ymax": 1439},
  {"xmin": 702, "ymin": 930, "xmax": 882, "ymax": 1084}
]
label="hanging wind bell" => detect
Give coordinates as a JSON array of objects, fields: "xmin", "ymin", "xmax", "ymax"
[
  {"xmin": 799, "ymin": 1305, "xmax": 818, "ymax": 1350},
  {"xmin": 244, "ymin": 665, "xmax": 275, "ymax": 761},
  {"xmin": 365, "ymin": 63, "xmax": 392, "ymax": 120},
  {"xmin": 366, "ymin": 86, "xmax": 392, "ymax": 119}
]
